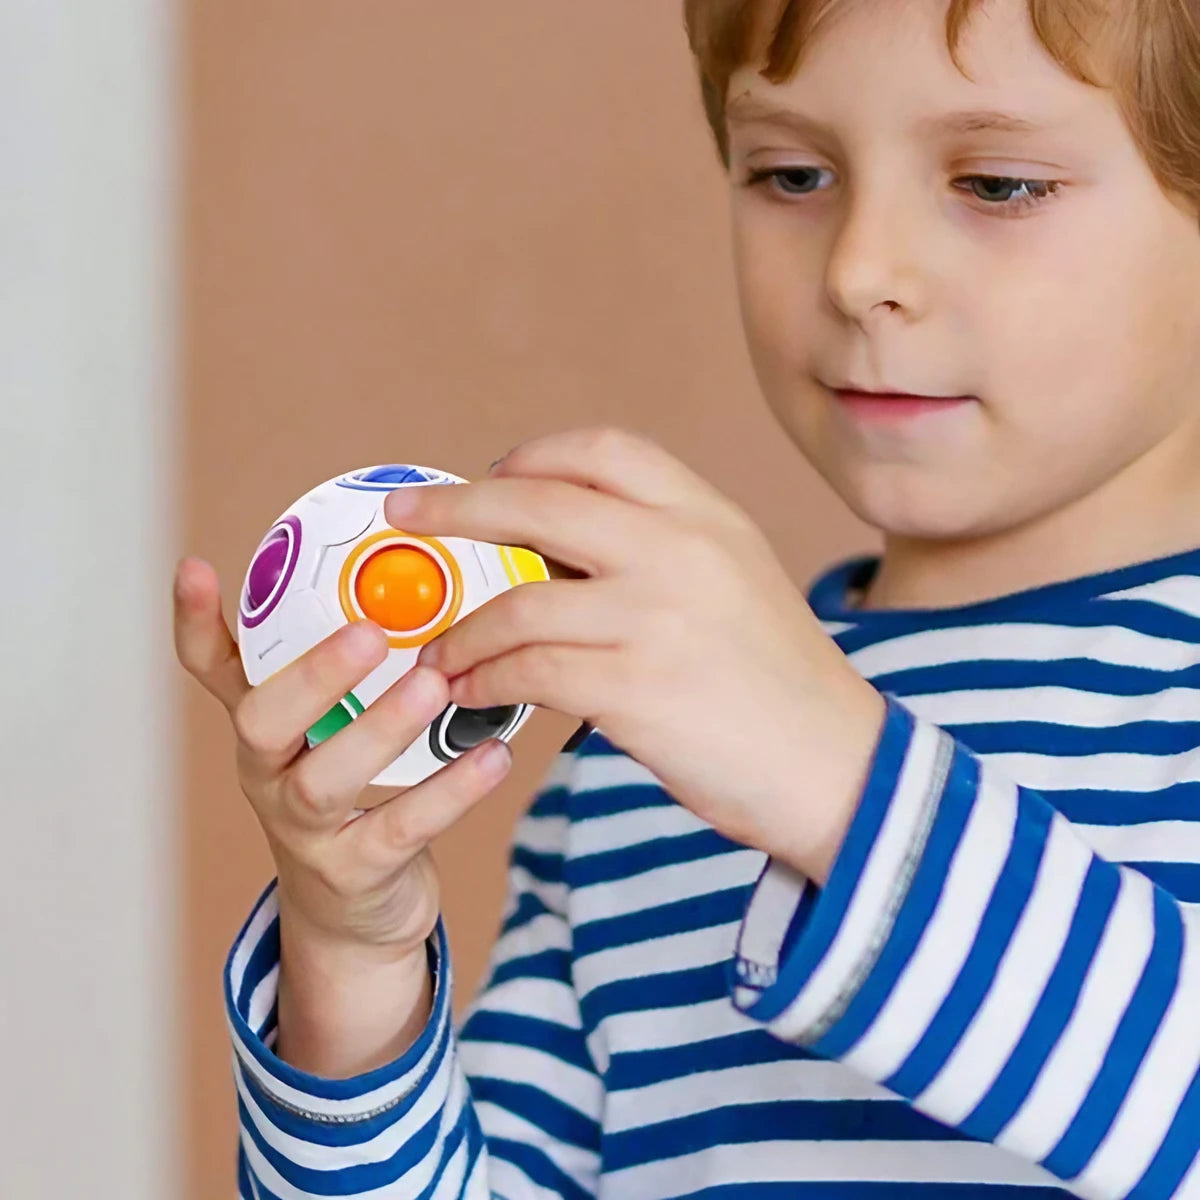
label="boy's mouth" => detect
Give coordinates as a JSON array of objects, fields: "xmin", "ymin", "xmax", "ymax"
[{"xmin": 824, "ymin": 382, "xmax": 978, "ymax": 421}]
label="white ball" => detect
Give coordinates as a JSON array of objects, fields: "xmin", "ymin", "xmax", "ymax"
[{"xmin": 236, "ymin": 463, "xmax": 548, "ymax": 787}]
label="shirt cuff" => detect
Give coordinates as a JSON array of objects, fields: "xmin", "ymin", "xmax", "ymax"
[
  {"xmin": 224, "ymin": 879, "xmax": 453, "ymax": 1128},
  {"xmin": 732, "ymin": 694, "xmax": 953, "ymax": 1047}
]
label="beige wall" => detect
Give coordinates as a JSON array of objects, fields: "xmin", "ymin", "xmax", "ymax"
[{"xmin": 182, "ymin": 2, "xmax": 874, "ymax": 1195}]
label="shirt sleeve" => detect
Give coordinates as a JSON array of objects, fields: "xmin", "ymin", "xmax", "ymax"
[
  {"xmin": 732, "ymin": 693, "xmax": 1200, "ymax": 1200},
  {"xmin": 225, "ymin": 743, "xmax": 602, "ymax": 1199}
]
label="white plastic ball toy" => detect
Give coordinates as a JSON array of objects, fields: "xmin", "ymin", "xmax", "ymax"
[{"xmin": 236, "ymin": 463, "xmax": 550, "ymax": 787}]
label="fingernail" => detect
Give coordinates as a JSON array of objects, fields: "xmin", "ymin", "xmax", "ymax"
[
  {"xmin": 419, "ymin": 639, "xmax": 442, "ymax": 667},
  {"xmin": 406, "ymin": 664, "xmax": 442, "ymax": 704},
  {"xmin": 478, "ymin": 738, "xmax": 512, "ymax": 771},
  {"xmin": 387, "ymin": 486, "xmax": 419, "ymax": 515},
  {"xmin": 345, "ymin": 621, "xmax": 382, "ymax": 654}
]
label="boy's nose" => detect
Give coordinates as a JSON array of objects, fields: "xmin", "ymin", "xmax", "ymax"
[{"xmin": 823, "ymin": 198, "xmax": 928, "ymax": 324}]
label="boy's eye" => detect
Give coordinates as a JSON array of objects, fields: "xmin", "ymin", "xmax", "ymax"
[
  {"xmin": 747, "ymin": 166, "xmax": 829, "ymax": 195},
  {"xmin": 744, "ymin": 167, "xmax": 1062, "ymax": 217},
  {"xmin": 957, "ymin": 175, "xmax": 1060, "ymax": 212}
]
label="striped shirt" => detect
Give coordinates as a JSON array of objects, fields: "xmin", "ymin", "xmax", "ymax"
[{"xmin": 226, "ymin": 545, "xmax": 1200, "ymax": 1198}]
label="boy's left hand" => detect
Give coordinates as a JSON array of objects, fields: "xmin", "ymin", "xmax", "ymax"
[{"xmin": 385, "ymin": 427, "xmax": 887, "ymax": 885}]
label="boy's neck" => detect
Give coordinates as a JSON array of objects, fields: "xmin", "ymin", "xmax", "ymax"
[{"xmin": 855, "ymin": 443, "xmax": 1200, "ymax": 612}]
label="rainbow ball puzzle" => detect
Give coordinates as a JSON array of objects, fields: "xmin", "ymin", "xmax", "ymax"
[{"xmin": 237, "ymin": 464, "xmax": 549, "ymax": 787}]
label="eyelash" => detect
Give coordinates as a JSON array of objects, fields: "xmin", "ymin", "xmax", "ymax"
[{"xmin": 744, "ymin": 166, "xmax": 1062, "ymax": 215}]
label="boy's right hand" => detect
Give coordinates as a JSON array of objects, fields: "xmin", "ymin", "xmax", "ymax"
[{"xmin": 173, "ymin": 556, "xmax": 515, "ymax": 1077}]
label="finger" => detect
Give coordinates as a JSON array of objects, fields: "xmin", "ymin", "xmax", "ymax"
[
  {"xmin": 491, "ymin": 425, "xmax": 738, "ymax": 520},
  {"xmin": 446, "ymin": 642, "xmax": 613, "ymax": 721},
  {"xmin": 280, "ymin": 665, "xmax": 449, "ymax": 833},
  {"xmin": 173, "ymin": 557, "xmax": 251, "ymax": 712},
  {"xmin": 231, "ymin": 619, "xmax": 389, "ymax": 773},
  {"xmin": 385, "ymin": 475, "xmax": 658, "ymax": 578},
  {"xmin": 345, "ymin": 734, "xmax": 514, "ymax": 875},
  {"xmin": 415, "ymin": 577, "xmax": 624, "ymax": 679}
]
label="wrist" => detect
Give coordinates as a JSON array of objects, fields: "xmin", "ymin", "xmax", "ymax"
[
  {"xmin": 275, "ymin": 906, "xmax": 436, "ymax": 1079},
  {"xmin": 771, "ymin": 674, "xmax": 887, "ymax": 886}
]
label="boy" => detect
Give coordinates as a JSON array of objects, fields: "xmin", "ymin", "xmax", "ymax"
[{"xmin": 174, "ymin": 0, "xmax": 1200, "ymax": 1195}]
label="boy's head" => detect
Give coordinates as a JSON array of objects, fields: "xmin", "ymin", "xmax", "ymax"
[{"xmin": 685, "ymin": 0, "xmax": 1200, "ymax": 546}]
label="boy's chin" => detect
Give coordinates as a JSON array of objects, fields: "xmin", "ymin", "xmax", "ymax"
[{"xmin": 833, "ymin": 472, "xmax": 1011, "ymax": 543}]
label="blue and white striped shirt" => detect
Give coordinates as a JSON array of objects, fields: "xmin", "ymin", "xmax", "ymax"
[{"xmin": 226, "ymin": 545, "xmax": 1200, "ymax": 1198}]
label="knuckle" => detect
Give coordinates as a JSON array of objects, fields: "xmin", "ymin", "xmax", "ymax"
[
  {"xmin": 521, "ymin": 645, "xmax": 564, "ymax": 694},
  {"xmin": 175, "ymin": 636, "xmax": 212, "ymax": 682},
  {"xmin": 286, "ymin": 766, "xmax": 335, "ymax": 826},
  {"xmin": 507, "ymin": 580, "xmax": 544, "ymax": 622},
  {"xmin": 582, "ymin": 424, "xmax": 634, "ymax": 464},
  {"xmin": 382, "ymin": 807, "xmax": 422, "ymax": 855},
  {"xmin": 231, "ymin": 695, "xmax": 270, "ymax": 753},
  {"xmin": 677, "ymin": 525, "xmax": 723, "ymax": 573},
  {"xmin": 540, "ymin": 479, "xmax": 579, "ymax": 516}
]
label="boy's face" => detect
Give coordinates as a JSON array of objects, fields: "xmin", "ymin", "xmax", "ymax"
[{"xmin": 726, "ymin": 0, "xmax": 1200, "ymax": 541}]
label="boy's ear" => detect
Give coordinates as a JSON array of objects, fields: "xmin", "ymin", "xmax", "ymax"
[{"xmin": 560, "ymin": 721, "xmax": 595, "ymax": 753}]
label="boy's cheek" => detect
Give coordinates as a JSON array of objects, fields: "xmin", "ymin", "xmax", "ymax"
[{"xmin": 732, "ymin": 231, "xmax": 816, "ymax": 349}]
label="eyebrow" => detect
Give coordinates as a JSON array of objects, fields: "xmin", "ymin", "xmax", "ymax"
[{"xmin": 725, "ymin": 95, "xmax": 1047, "ymax": 139}]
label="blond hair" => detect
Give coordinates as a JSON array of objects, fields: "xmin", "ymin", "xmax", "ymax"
[{"xmin": 684, "ymin": 0, "xmax": 1200, "ymax": 215}]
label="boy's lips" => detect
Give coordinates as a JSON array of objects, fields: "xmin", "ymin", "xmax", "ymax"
[{"xmin": 825, "ymin": 384, "xmax": 978, "ymax": 420}]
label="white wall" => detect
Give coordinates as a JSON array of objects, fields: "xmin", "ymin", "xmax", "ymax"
[{"xmin": 0, "ymin": 1, "xmax": 180, "ymax": 1193}]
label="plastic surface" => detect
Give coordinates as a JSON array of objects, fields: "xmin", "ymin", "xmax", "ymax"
[{"xmin": 236, "ymin": 464, "xmax": 550, "ymax": 787}]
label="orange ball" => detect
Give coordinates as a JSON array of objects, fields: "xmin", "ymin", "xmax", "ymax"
[{"xmin": 355, "ymin": 545, "xmax": 446, "ymax": 632}]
